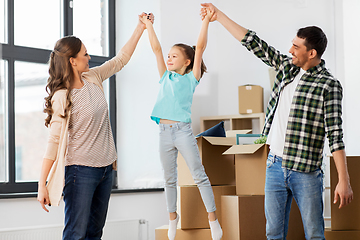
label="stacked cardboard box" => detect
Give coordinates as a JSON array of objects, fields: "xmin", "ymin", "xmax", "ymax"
[
  {"xmin": 222, "ymin": 143, "xmax": 305, "ymax": 240},
  {"xmin": 325, "ymin": 156, "xmax": 360, "ymax": 239},
  {"xmin": 238, "ymin": 85, "xmax": 264, "ymax": 114}
]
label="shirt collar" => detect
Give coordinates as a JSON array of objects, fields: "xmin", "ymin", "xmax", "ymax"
[{"xmin": 306, "ymin": 59, "xmax": 326, "ymax": 76}]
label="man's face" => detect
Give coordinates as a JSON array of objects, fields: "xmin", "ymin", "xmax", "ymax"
[{"xmin": 289, "ymin": 36, "xmax": 312, "ymax": 68}]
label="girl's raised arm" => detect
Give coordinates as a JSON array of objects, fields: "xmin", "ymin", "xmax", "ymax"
[
  {"xmin": 141, "ymin": 13, "xmax": 167, "ymax": 77},
  {"xmin": 193, "ymin": 8, "xmax": 212, "ymax": 81}
]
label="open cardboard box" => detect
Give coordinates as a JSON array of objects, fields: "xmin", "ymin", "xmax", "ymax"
[
  {"xmin": 178, "ymin": 136, "xmax": 236, "ymax": 186},
  {"xmin": 223, "ymin": 144, "xmax": 268, "ymax": 195},
  {"xmin": 177, "ymin": 185, "xmax": 236, "ymax": 229},
  {"xmin": 225, "ymin": 129, "xmax": 252, "ymax": 138}
]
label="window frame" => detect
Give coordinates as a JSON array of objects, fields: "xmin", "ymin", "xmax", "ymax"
[{"xmin": 0, "ymin": 0, "xmax": 134, "ymax": 197}]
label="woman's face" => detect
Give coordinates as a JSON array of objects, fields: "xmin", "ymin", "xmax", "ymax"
[{"xmin": 71, "ymin": 43, "xmax": 91, "ymax": 74}]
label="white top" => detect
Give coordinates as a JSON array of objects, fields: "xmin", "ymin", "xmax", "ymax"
[
  {"xmin": 266, "ymin": 68, "xmax": 305, "ymax": 156},
  {"xmin": 66, "ymin": 79, "xmax": 116, "ymax": 167}
]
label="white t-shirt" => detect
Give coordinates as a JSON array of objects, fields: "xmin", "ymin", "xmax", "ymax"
[{"xmin": 266, "ymin": 68, "xmax": 306, "ymax": 157}]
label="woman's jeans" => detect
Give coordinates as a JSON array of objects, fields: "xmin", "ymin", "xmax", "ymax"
[
  {"xmin": 159, "ymin": 122, "xmax": 216, "ymax": 213},
  {"xmin": 265, "ymin": 152, "xmax": 325, "ymax": 240},
  {"xmin": 63, "ymin": 164, "xmax": 113, "ymax": 240}
]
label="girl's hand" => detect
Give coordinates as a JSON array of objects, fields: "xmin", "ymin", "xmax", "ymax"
[
  {"xmin": 139, "ymin": 12, "xmax": 154, "ymax": 28},
  {"xmin": 37, "ymin": 185, "xmax": 51, "ymax": 212},
  {"xmin": 201, "ymin": 7, "xmax": 213, "ymax": 22},
  {"xmin": 200, "ymin": 3, "xmax": 218, "ymax": 22}
]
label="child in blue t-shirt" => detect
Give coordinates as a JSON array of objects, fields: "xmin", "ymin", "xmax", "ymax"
[{"xmin": 141, "ymin": 8, "xmax": 222, "ymax": 240}]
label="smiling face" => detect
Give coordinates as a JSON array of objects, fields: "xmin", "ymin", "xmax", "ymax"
[
  {"xmin": 70, "ymin": 43, "xmax": 91, "ymax": 74},
  {"xmin": 288, "ymin": 36, "xmax": 313, "ymax": 69},
  {"xmin": 166, "ymin": 46, "xmax": 190, "ymax": 75}
]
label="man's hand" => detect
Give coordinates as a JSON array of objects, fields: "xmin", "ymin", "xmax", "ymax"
[
  {"xmin": 200, "ymin": 3, "xmax": 218, "ymax": 22},
  {"xmin": 334, "ymin": 180, "xmax": 353, "ymax": 209}
]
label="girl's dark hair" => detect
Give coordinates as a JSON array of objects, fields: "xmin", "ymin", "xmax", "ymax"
[
  {"xmin": 44, "ymin": 36, "xmax": 82, "ymax": 127},
  {"xmin": 297, "ymin": 26, "xmax": 327, "ymax": 59},
  {"xmin": 173, "ymin": 43, "xmax": 207, "ymax": 78}
]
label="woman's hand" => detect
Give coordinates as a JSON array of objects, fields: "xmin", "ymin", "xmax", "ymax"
[
  {"xmin": 37, "ymin": 184, "xmax": 51, "ymax": 212},
  {"xmin": 139, "ymin": 12, "xmax": 154, "ymax": 29}
]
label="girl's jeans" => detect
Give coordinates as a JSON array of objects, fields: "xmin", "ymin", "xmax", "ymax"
[
  {"xmin": 159, "ymin": 122, "xmax": 216, "ymax": 213},
  {"xmin": 63, "ymin": 164, "xmax": 113, "ymax": 240},
  {"xmin": 265, "ymin": 152, "xmax": 325, "ymax": 240}
]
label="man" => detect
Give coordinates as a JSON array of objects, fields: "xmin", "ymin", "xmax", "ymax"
[{"xmin": 201, "ymin": 3, "xmax": 353, "ymax": 239}]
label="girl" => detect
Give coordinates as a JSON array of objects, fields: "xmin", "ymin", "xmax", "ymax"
[
  {"xmin": 140, "ymin": 8, "xmax": 222, "ymax": 240},
  {"xmin": 37, "ymin": 13, "xmax": 153, "ymax": 240}
]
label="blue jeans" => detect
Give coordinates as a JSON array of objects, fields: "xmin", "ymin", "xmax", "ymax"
[
  {"xmin": 159, "ymin": 122, "xmax": 216, "ymax": 213},
  {"xmin": 265, "ymin": 152, "xmax": 325, "ymax": 240},
  {"xmin": 63, "ymin": 164, "xmax": 113, "ymax": 240}
]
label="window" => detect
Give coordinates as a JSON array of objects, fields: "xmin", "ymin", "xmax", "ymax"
[
  {"xmin": 14, "ymin": 0, "xmax": 62, "ymax": 50},
  {"xmin": 0, "ymin": 60, "xmax": 7, "ymax": 183},
  {"xmin": 0, "ymin": 0, "xmax": 116, "ymax": 195},
  {"xmin": 14, "ymin": 61, "xmax": 49, "ymax": 182}
]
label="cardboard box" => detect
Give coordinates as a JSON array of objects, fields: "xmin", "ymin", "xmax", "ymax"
[
  {"xmin": 178, "ymin": 136, "xmax": 236, "ymax": 186},
  {"xmin": 221, "ymin": 195, "xmax": 305, "ymax": 240},
  {"xmin": 287, "ymin": 200, "xmax": 306, "ymax": 240},
  {"xmin": 155, "ymin": 225, "xmax": 211, "ymax": 240},
  {"xmin": 226, "ymin": 129, "xmax": 252, "ymax": 138},
  {"xmin": 223, "ymin": 144, "xmax": 268, "ymax": 195},
  {"xmin": 330, "ymin": 156, "xmax": 360, "ymax": 230},
  {"xmin": 177, "ymin": 185, "xmax": 236, "ymax": 229},
  {"xmin": 238, "ymin": 85, "xmax": 264, "ymax": 114},
  {"xmin": 324, "ymin": 228, "xmax": 360, "ymax": 240},
  {"xmin": 221, "ymin": 195, "xmax": 266, "ymax": 240}
]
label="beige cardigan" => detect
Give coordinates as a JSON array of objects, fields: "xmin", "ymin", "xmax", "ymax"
[{"xmin": 44, "ymin": 51, "xmax": 130, "ymax": 206}]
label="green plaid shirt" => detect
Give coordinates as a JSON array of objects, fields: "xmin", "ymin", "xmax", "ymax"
[{"xmin": 241, "ymin": 30, "xmax": 345, "ymax": 172}]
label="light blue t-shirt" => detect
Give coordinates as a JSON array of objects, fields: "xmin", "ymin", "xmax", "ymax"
[{"xmin": 151, "ymin": 70, "xmax": 199, "ymax": 124}]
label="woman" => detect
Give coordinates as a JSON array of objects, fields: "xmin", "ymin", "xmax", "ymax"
[{"xmin": 37, "ymin": 13, "xmax": 153, "ymax": 240}]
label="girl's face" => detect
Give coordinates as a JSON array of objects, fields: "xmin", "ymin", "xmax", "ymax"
[
  {"xmin": 167, "ymin": 47, "xmax": 190, "ymax": 75},
  {"xmin": 70, "ymin": 43, "xmax": 91, "ymax": 74}
]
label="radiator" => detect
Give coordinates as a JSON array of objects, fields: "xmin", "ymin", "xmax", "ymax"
[{"xmin": 0, "ymin": 219, "xmax": 148, "ymax": 240}]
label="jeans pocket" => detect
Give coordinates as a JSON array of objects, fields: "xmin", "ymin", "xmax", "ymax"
[
  {"xmin": 159, "ymin": 125, "xmax": 164, "ymax": 135},
  {"xmin": 266, "ymin": 154, "xmax": 275, "ymax": 168},
  {"xmin": 179, "ymin": 123, "xmax": 192, "ymax": 133}
]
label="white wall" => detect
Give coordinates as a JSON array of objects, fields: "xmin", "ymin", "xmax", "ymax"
[
  {"xmin": 1, "ymin": 1, "xmax": 359, "ymax": 240},
  {"xmin": 342, "ymin": 0, "xmax": 360, "ymax": 155},
  {"xmin": 214, "ymin": 0, "xmax": 337, "ymax": 116},
  {"xmin": 115, "ymin": 0, "xmax": 164, "ymax": 190},
  {"xmin": 0, "ymin": 192, "xmax": 167, "ymax": 240}
]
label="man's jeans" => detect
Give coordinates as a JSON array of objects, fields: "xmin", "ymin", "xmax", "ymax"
[
  {"xmin": 159, "ymin": 122, "xmax": 216, "ymax": 213},
  {"xmin": 265, "ymin": 152, "xmax": 325, "ymax": 240},
  {"xmin": 63, "ymin": 164, "xmax": 113, "ymax": 240}
]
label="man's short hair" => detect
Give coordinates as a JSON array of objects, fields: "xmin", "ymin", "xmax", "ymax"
[{"xmin": 297, "ymin": 26, "xmax": 327, "ymax": 59}]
